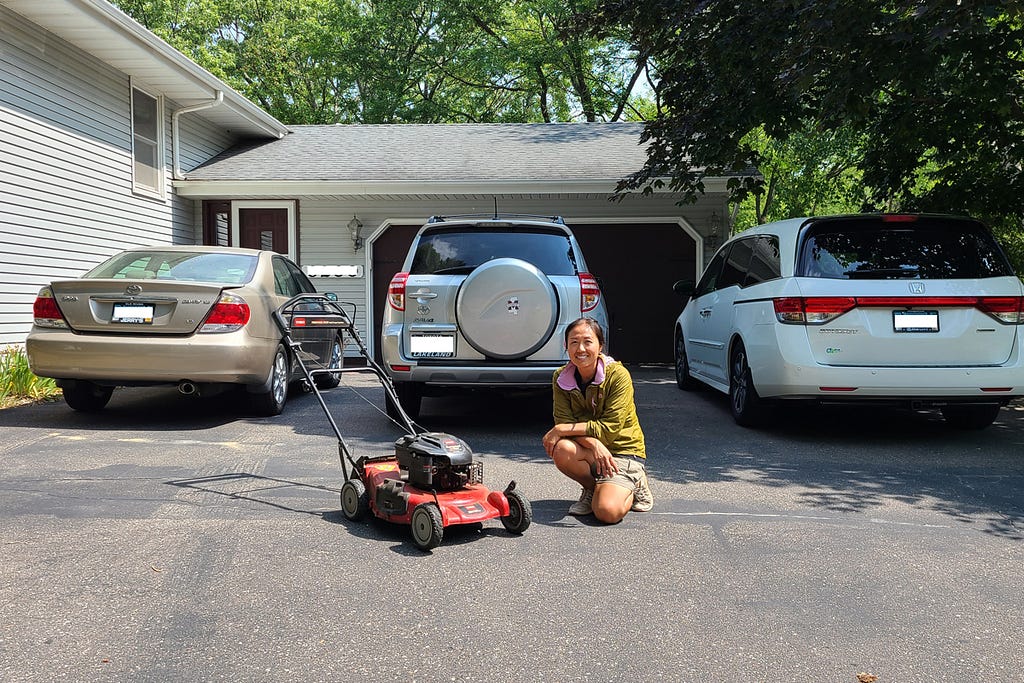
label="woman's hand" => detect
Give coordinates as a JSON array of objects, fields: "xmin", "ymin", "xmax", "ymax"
[
  {"xmin": 588, "ymin": 439, "xmax": 618, "ymax": 478},
  {"xmin": 542, "ymin": 426, "xmax": 562, "ymax": 458}
]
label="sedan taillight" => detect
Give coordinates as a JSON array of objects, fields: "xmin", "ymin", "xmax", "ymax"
[
  {"xmin": 579, "ymin": 272, "xmax": 601, "ymax": 312},
  {"xmin": 199, "ymin": 293, "xmax": 250, "ymax": 333},
  {"xmin": 32, "ymin": 287, "xmax": 68, "ymax": 329},
  {"xmin": 388, "ymin": 272, "xmax": 409, "ymax": 311}
]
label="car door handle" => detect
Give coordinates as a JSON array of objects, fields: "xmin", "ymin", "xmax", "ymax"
[
  {"xmin": 699, "ymin": 308, "xmax": 712, "ymax": 318},
  {"xmin": 411, "ymin": 290, "xmax": 438, "ymax": 300}
]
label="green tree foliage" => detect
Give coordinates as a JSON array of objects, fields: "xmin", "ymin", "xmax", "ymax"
[
  {"xmin": 111, "ymin": 0, "xmax": 656, "ymax": 123},
  {"xmin": 592, "ymin": 1, "xmax": 1024, "ymax": 234}
]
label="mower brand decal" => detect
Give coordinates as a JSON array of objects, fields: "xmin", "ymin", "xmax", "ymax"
[
  {"xmin": 458, "ymin": 503, "xmax": 485, "ymax": 516},
  {"xmin": 507, "ymin": 296, "xmax": 519, "ymax": 315}
]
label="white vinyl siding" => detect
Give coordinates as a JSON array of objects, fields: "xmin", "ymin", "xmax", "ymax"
[{"xmin": 0, "ymin": 5, "xmax": 239, "ymax": 346}]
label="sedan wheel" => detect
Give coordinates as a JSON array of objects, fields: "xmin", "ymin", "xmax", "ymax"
[
  {"xmin": 61, "ymin": 380, "xmax": 114, "ymax": 412},
  {"xmin": 250, "ymin": 344, "xmax": 289, "ymax": 416},
  {"xmin": 315, "ymin": 336, "xmax": 343, "ymax": 390}
]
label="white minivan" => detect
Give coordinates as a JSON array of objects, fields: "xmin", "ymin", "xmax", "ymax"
[{"xmin": 673, "ymin": 214, "xmax": 1024, "ymax": 429}]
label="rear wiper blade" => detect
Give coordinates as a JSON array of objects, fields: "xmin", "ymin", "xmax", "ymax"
[
  {"xmin": 843, "ymin": 267, "xmax": 920, "ymax": 279},
  {"xmin": 431, "ymin": 265, "xmax": 479, "ymax": 275}
]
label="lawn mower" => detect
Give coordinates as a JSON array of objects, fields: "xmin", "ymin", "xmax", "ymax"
[{"xmin": 273, "ymin": 293, "xmax": 531, "ymax": 550}]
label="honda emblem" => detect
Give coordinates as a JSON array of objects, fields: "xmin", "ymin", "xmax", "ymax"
[{"xmin": 908, "ymin": 282, "xmax": 925, "ymax": 294}]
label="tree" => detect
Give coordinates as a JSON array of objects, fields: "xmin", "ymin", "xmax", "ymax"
[{"xmin": 591, "ymin": 0, "xmax": 1024, "ymax": 234}]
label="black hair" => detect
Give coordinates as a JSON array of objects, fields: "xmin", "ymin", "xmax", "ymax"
[{"xmin": 564, "ymin": 317, "xmax": 605, "ymax": 347}]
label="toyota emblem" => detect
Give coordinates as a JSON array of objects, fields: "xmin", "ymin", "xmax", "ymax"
[{"xmin": 125, "ymin": 284, "xmax": 143, "ymax": 295}]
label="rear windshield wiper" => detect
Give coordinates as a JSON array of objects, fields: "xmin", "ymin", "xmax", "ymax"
[
  {"xmin": 843, "ymin": 267, "xmax": 921, "ymax": 279},
  {"xmin": 430, "ymin": 265, "xmax": 480, "ymax": 275}
]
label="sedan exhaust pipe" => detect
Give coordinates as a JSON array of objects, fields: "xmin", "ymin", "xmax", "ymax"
[{"xmin": 178, "ymin": 381, "xmax": 198, "ymax": 396}]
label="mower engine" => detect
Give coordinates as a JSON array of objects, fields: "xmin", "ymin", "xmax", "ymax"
[{"xmin": 395, "ymin": 432, "xmax": 483, "ymax": 491}]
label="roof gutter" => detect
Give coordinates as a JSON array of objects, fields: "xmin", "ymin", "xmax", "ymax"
[{"xmin": 172, "ymin": 91, "xmax": 224, "ymax": 180}]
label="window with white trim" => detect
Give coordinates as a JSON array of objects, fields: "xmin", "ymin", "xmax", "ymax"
[{"xmin": 131, "ymin": 84, "xmax": 165, "ymax": 198}]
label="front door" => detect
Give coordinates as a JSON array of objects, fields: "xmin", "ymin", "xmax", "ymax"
[{"xmin": 239, "ymin": 208, "xmax": 289, "ymax": 254}]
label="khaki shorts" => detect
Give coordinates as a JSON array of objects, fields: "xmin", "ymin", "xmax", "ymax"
[{"xmin": 590, "ymin": 455, "xmax": 646, "ymax": 490}]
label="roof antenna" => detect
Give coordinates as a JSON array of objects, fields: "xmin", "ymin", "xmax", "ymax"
[{"xmin": 493, "ymin": 197, "xmax": 498, "ymax": 220}]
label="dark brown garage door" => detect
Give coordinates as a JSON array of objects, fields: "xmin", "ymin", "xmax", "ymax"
[
  {"xmin": 369, "ymin": 221, "xmax": 696, "ymax": 365},
  {"xmin": 573, "ymin": 223, "xmax": 696, "ymax": 364}
]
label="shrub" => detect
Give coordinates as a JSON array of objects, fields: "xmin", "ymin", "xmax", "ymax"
[{"xmin": 0, "ymin": 346, "xmax": 60, "ymax": 404}]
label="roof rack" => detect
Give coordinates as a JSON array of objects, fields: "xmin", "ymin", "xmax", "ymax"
[{"xmin": 426, "ymin": 213, "xmax": 565, "ymax": 225}]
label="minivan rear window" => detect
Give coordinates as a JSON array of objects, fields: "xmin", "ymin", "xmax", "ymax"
[
  {"xmin": 410, "ymin": 228, "xmax": 576, "ymax": 276},
  {"xmin": 797, "ymin": 217, "xmax": 1013, "ymax": 279}
]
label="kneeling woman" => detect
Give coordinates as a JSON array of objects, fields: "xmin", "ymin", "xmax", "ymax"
[{"xmin": 542, "ymin": 317, "xmax": 653, "ymax": 523}]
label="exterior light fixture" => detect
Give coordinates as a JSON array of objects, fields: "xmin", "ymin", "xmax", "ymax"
[
  {"xmin": 348, "ymin": 215, "xmax": 364, "ymax": 251},
  {"xmin": 708, "ymin": 211, "xmax": 722, "ymax": 249}
]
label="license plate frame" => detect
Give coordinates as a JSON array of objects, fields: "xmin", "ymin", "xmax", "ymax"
[
  {"xmin": 409, "ymin": 334, "xmax": 456, "ymax": 358},
  {"xmin": 893, "ymin": 309, "xmax": 939, "ymax": 333},
  {"xmin": 112, "ymin": 302, "xmax": 155, "ymax": 324}
]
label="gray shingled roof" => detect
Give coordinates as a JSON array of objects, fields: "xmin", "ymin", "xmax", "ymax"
[{"xmin": 187, "ymin": 123, "xmax": 649, "ymax": 182}]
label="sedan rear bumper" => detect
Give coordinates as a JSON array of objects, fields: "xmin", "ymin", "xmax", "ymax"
[{"xmin": 26, "ymin": 328, "xmax": 278, "ymax": 386}]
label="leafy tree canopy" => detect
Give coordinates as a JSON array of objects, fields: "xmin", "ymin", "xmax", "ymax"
[{"xmin": 592, "ymin": 0, "xmax": 1024, "ymax": 233}]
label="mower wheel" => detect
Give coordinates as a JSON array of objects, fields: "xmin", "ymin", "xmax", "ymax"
[
  {"xmin": 340, "ymin": 479, "xmax": 369, "ymax": 521},
  {"xmin": 500, "ymin": 489, "xmax": 533, "ymax": 535},
  {"xmin": 410, "ymin": 503, "xmax": 444, "ymax": 550}
]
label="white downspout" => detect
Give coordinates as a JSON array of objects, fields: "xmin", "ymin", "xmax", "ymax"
[{"xmin": 172, "ymin": 90, "xmax": 224, "ymax": 180}]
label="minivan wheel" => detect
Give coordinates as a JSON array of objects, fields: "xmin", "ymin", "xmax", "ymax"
[
  {"xmin": 729, "ymin": 342, "xmax": 766, "ymax": 427},
  {"xmin": 61, "ymin": 380, "xmax": 114, "ymax": 412},
  {"xmin": 674, "ymin": 331, "xmax": 699, "ymax": 391},
  {"xmin": 941, "ymin": 404, "xmax": 1001, "ymax": 430},
  {"xmin": 250, "ymin": 344, "xmax": 289, "ymax": 416}
]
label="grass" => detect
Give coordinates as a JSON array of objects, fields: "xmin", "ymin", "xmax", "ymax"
[{"xmin": 0, "ymin": 345, "xmax": 61, "ymax": 408}]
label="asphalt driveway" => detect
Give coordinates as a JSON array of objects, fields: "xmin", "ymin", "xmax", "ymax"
[{"xmin": 1, "ymin": 367, "xmax": 1022, "ymax": 682}]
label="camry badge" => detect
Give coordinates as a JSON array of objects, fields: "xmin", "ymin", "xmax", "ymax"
[
  {"xmin": 507, "ymin": 296, "xmax": 519, "ymax": 315},
  {"xmin": 125, "ymin": 284, "xmax": 142, "ymax": 295},
  {"xmin": 909, "ymin": 282, "xmax": 925, "ymax": 294}
]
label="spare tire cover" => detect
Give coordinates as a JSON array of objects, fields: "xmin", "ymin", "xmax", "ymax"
[{"xmin": 456, "ymin": 258, "xmax": 558, "ymax": 360}]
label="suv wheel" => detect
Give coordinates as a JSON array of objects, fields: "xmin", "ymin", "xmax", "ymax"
[
  {"xmin": 386, "ymin": 381, "xmax": 423, "ymax": 421},
  {"xmin": 456, "ymin": 258, "xmax": 558, "ymax": 359},
  {"xmin": 729, "ymin": 341, "xmax": 767, "ymax": 427}
]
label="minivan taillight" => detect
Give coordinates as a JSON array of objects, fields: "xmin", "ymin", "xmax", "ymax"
[
  {"xmin": 774, "ymin": 297, "xmax": 856, "ymax": 325},
  {"xmin": 775, "ymin": 295, "xmax": 1024, "ymax": 325},
  {"xmin": 199, "ymin": 293, "xmax": 250, "ymax": 333},
  {"xmin": 579, "ymin": 272, "xmax": 601, "ymax": 312},
  {"xmin": 32, "ymin": 287, "xmax": 68, "ymax": 329},
  {"xmin": 388, "ymin": 272, "xmax": 409, "ymax": 311}
]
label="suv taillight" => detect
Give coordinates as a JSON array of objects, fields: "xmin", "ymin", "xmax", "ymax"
[
  {"xmin": 775, "ymin": 295, "xmax": 1024, "ymax": 325},
  {"xmin": 199, "ymin": 293, "xmax": 250, "ymax": 333},
  {"xmin": 388, "ymin": 272, "xmax": 409, "ymax": 311},
  {"xmin": 32, "ymin": 287, "xmax": 68, "ymax": 329},
  {"xmin": 579, "ymin": 272, "xmax": 601, "ymax": 312}
]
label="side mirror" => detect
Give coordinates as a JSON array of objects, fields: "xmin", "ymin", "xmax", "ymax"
[
  {"xmin": 324, "ymin": 292, "xmax": 339, "ymax": 302},
  {"xmin": 672, "ymin": 279, "xmax": 695, "ymax": 298}
]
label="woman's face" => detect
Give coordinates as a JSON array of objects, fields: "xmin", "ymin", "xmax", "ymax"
[{"xmin": 566, "ymin": 323, "xmax": 602, "ymax": 375}]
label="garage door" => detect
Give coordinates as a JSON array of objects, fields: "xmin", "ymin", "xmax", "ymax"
[{"xmin": 573, "ymin": 223, "xmax": 696, "ymax": 364}]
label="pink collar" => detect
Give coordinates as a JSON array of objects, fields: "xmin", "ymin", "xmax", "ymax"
[{"xmin": 556, "ymin": 354, "xmax": 612, "ymax": 391}]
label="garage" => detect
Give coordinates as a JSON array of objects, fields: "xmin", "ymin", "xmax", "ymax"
[{"xmin": 369, "ymin": 220, "xmax": 698, "ymax": 364}]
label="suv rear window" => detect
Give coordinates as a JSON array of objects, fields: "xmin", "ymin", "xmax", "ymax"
[
  {"xmin": 410, "ymin": 228, "xmax": 577, "ymax": 276},
  {"xmin": 797, "ymin": 217, "xmax": 1013, "ymax": 279}
]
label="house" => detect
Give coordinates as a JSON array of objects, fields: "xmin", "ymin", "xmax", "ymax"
[{"xmin": 1, "ymin": 0, "xmax": 731, "ymax": 364}]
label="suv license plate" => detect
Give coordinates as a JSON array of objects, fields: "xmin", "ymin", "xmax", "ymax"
[
  {"xmin": 410, "ymin": 334, "xmax": 455, "ymax": 357},
  {"xmin": 893, "ymin": 310, "xmax": 938, "ymax": 333},
  {"xmin": 112, "ymin": 303, "xmax": 154, "ymax": 324}
]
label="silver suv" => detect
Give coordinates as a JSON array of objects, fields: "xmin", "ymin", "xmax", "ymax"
[{"xmin": 381, "ymin": 215, "xmax": 609, "ymax": 418}]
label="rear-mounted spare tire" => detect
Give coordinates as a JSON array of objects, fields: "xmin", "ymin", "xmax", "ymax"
[{"xmin": 455, "ymin": 257, "xmax": 558, "ymax": 360}]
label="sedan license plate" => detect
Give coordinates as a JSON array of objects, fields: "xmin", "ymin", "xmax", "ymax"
[
  {"xmin": 893, "ymin": 310, "xmax": 938, "ymax": 333},
  {"xmin": 410, "ymin": 334, "xmax": 455, "ymax": 357},
  {"xmin": 112, "ymin": 303, "xmax": 154, "ymax": 324}
]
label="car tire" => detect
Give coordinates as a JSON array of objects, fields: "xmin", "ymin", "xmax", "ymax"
[
  {"xmin": 314, "ymin": 335, "xmax": 343, "ymax": 390},
  {"xmin": 385, "ymin": 381, "xmax": 423, "ymax": 421},
  {"xmin": 250, "ymin": 344, "xmax": 290, "ymax": 417},
  {"xmin": 410, "ymin": 503, "xmax": 444, "ymax": 550},
  {"xmin": 674, "ymin": 330, "xmax": 700, "ymax": 391},
  {"xmin": 941, "ymin": 404, "xmax": 1001, "ymax": 430},
  {"xmin": 455, "ymin": 257, "xmax": 558, "ymax": 359},
  {"xmin": 61, "ymin": 380, "xmax": 113, "ymax": 412},
  {"xmin": 729, "ymin": 341, "xmax": 767, "ymax": 427}
]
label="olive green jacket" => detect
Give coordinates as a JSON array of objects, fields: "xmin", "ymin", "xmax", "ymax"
[{"xmin": 552, "ymin": 354, "xmax": 646, "ymax": 458}]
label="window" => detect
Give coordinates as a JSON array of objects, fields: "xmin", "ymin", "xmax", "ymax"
[
  {"xmin": 718, "ymin": 238, "xmax": 754, "ymax": 289},
  {"xmin": 410, "ymin": 228, "xmax": 577, "ymax": 275},
  {"xmin": 131, "ymin": 85, "xmax": 164, "ymax": 197},
  {"xmin": 744, "ymin": 236, "xmax": 782, "ymax": 286},
  {"xmin": 694, "ymin": 249, "xmax": 728, "ymax": 298}
]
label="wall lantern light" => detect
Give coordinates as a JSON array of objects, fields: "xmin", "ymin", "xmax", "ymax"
[
  {"xmin": 348, "ymin": 215, "xmax": 364, "ymax": 251},
  {"xmin": 708, "ymin": 211, "xmax": 722, "ymax": 249}
]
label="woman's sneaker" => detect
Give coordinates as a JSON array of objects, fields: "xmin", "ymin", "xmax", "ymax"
[
  {"xmin": 631, "ymin": 473, "xmax": 654, "ymax": 512},
  {"xmin": 568, "ymin": 488, "xmax": 594, "ymax": 515}
]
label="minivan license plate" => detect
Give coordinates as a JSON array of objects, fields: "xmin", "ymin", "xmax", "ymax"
[
  {"xmin": 893, "ymin": 310, "xmax": 938, "ymax": 333},
  {"xmin": 112, "ymin": 303, "xmax": 154, "ymax": 324},
  {"xmin": 410, "ymin": 334, "xmax": 455, "ymax": 357}
]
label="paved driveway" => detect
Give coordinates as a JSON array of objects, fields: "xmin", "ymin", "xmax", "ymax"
[{"xmin": 1, "ymin": 367, "xmax": 1022, "ymax": 682}]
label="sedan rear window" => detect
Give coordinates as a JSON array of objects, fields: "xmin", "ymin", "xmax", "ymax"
[
  {"xmin": 797, "ymin": 217, "xmax": 1013, "ymax": 279},
  {"xmin": 86, "ymin": 251, "xmax": 258, "ymax": 284},
  {"xmin": 410, "ymin": 228, "xmax": 577, "ymax": 276}
]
